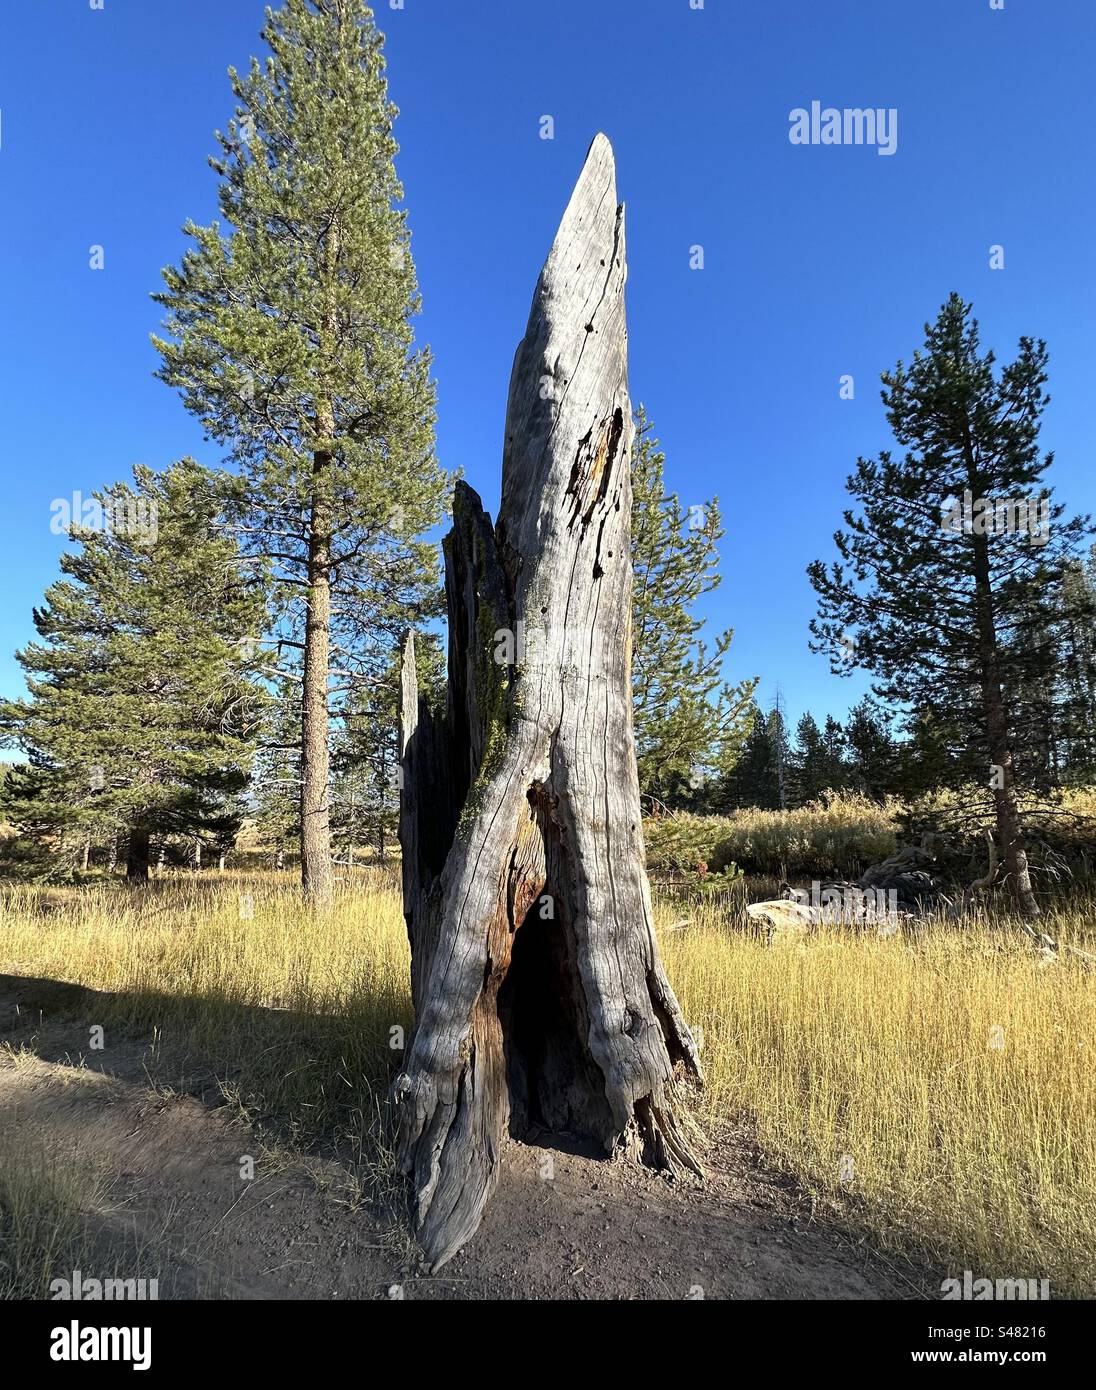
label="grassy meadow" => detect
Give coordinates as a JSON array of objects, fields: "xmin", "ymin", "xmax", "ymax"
[{"xmin": 1, "ymin": 848, "xmax": 1094, "ymax": 1296}]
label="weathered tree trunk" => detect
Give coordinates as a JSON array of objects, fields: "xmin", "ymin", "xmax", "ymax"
[
  {"xmin": 126, "ymin": 828, "xmax": 150, "ymax": 882},
  {"xmin": 393, "ymin": 135, "xmax": 702, "ymax": 1271}
]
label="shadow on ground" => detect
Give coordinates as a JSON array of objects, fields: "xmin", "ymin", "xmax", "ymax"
[{"xmin": 0, "ymin": 971, "xmax": 944, "ymax": 1300}]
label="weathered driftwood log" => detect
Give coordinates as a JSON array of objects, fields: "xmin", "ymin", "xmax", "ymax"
[{"xmin": 393, "ymin": 134, "xmax": 702, "ymax": 1270}]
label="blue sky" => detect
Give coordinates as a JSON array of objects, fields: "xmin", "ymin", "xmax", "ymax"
[{"xmin": 1, "ymin": 0, "xmax": 1093, "ymax": 744}]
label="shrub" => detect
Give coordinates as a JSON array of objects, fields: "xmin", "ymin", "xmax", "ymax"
[
  {"xmin": 708, "ymin": 793, "xmax": 898, "ymax": 878},
  {"xmin": 642, "ymin": 813, "xmax": 727, "ymax": 878}
]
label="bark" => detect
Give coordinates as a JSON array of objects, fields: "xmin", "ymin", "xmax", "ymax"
[
  {"xmin": 966, "ymin": 447, "xmax": 1040, "ymax": 920},
  {"xmin": 299, "ymin": 214, "xmax": 342, "ymax": 909},
  {"xmin": 126, "ymin": 828, "xmax": 150, "ymax": 882},
  {"xmin": 393, "ymin": 135, "xmax": 702, "ymax": 1271},
  {"xmin": 301, "ymin": 493, "xmax": 334, "ymax": 907}
]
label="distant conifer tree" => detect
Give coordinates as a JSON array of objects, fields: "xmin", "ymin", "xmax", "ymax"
[{"xmin": 809, "ymin": 295, "xmax": 1092, "ymax": 917}]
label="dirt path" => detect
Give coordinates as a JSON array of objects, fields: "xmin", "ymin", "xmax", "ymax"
[{"xmin": 0, "ymin": 981, "xmax": 938, "ymax": 1301}]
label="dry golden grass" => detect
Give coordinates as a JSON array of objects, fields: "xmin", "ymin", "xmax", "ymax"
[
  {"xmin": 707, "ymin": 792, "xmax": 901, "ymax": 877},
  {"xmin": 0, "ymin": 871, "xmax": 412, "ymax": 1162},
  {"xmin": 661, "ymin": 899, "xmax": 1096, "ymax": 1296},
  {"xmin": 646, "ymin": 785, "xmax": 1096, "ymax": 884},
  {"xmin": 642, "ymin": 793, "xmax": 900, "ymax": 880},
  {"xmin": 0, "ymin": 1070, "xmax": 107, "ymax": 1299},
  {"xmin": 1, "ymin": 871, "xmax": 1093, "ymax": 1295}
]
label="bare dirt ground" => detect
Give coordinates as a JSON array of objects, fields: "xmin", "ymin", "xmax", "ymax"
[{"xmin": 0, "ymin": 976, "xmax": 940, "ymax": 1301}]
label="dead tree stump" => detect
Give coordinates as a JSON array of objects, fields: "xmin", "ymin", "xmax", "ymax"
[{"xmin": 393, "ymin": 134, "xmax": 703, "ymax": 1270}]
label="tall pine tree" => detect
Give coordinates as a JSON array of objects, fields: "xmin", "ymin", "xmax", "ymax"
[
  {"xmin": 153, "ymin": 0, "xmax": 448, "ymax": 905},
  {"xmin": 716, "ymin": 699, "xmax": 787, "ymax": 810},
  {"xmin": 809, "ymin": 295, "xmax": 1091, "ymax": 918},
  {"xmin": 790, "ymin": 712, "xmax": 828, "ymax": 804}
]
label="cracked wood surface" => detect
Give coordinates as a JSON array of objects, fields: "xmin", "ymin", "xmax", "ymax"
[{"xmin": 394, "ymin": 134, "xmax": 702, "ymax": 1271}]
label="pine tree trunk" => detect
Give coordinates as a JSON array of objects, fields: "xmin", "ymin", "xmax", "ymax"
[
  {"xmin": 126, "ymin": 828, "xmax": 150, "ymax": 882},
  {"xmin": 988, "ymin": 709, "xmax": 1040, "ymax": 919},
  {"xmin": 301, "ymin": 500, "xmax": 334, "ymax": 907},
  {"xmin": 299, "ymin": 213, "xmax": 342, "ymax": 909},
  {"xmin": 81, "ymin": 835, "xmax": 91, "ymax": 873},
  {"xmin": 968, "ymin": 466, "xmax": 1040, "ymax": 919},
  {"xmin": 394, "ymin": 136, "xmax": 702, "ymax": 1272}
]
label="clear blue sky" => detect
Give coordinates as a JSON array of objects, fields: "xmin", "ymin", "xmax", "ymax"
[{"xmin": 1, "ymin": 0, "xmax": 1093, "ymax": 741}]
